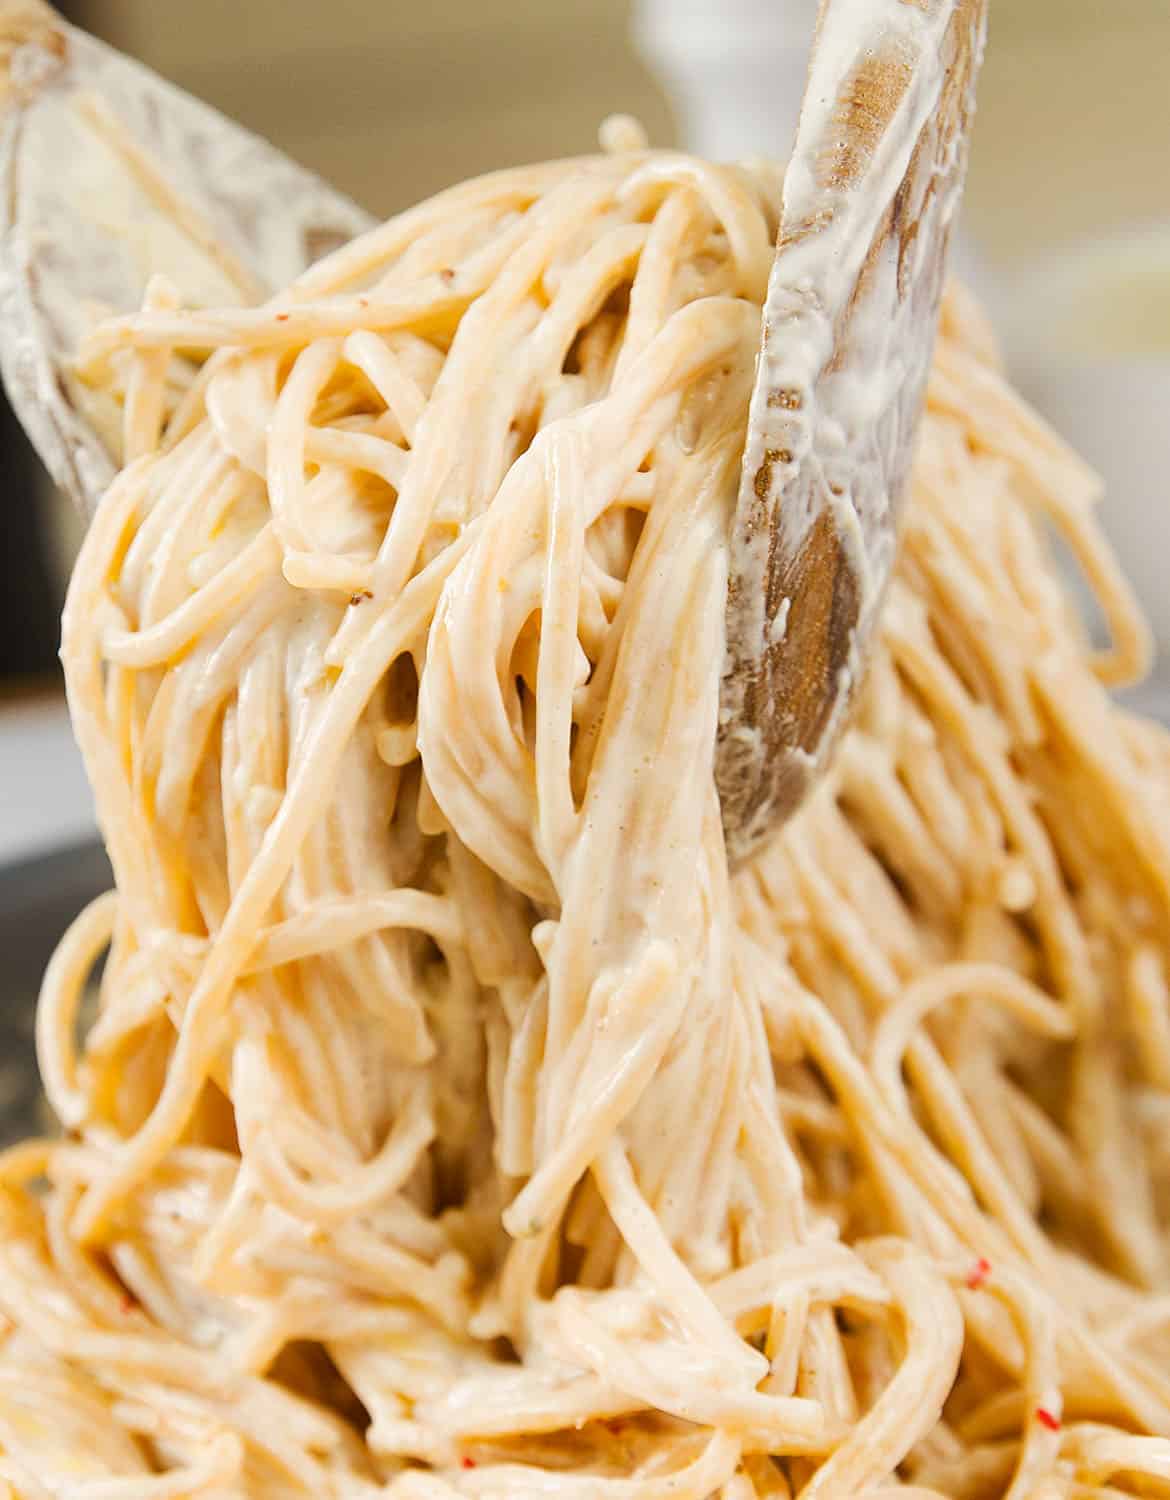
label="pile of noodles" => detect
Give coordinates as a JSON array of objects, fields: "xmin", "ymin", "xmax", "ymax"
[{"xmin": 2, "ymin": 126, "xmax": 1169, "ymax": 1500}]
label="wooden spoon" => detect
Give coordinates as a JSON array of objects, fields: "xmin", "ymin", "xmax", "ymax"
[
  {"xmin": 0, "ymin": 0, "xmax": 986, "ymax": 862},
  {"xmin": 719, "ymin": 0, "xmax": 988, "ymax": 861},
  {"xmin": 0, "ymin": 0, "xmax": 372, "ymax": 508}
]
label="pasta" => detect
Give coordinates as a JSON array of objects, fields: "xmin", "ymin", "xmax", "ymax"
[{"xmin": 2, "ymin": 123, "xmax": 1170, "ymax": 1499}]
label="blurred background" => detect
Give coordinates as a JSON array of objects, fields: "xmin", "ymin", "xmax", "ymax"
[{"xmin": 1, "ymin": 0, "xmax": 1168, "ymax": 1124}]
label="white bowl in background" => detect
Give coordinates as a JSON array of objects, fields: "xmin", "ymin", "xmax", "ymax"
[
  {"xmin": 1004, "ymin": 227, "xmax": 1170, "ymax": 646},
  {"xmin": 1017, "ymin": 358, "xmax": 1170, "ymax": 643},
  {"xmin": 631, "ymin": 0, "xmax": 818, "ymax": 162}
]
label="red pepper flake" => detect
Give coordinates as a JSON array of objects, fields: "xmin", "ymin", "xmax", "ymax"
[
  {"xmin": 440, "ymin": 268, "xmax": 456, "ymax": 285},
  {"xmin": 349, "ymin": 589, "xmax": 373, "ymax": 606},
  {"xmin": 359, "ymin": 297, "xmax": 370, "ymax": 308},
  {"xmin": 966, "ymin": 1256, "xmax": 992, "ymax": 1290},
  {"xmin": 460, "ymin": 1456, "xmax": 476, "ymax": 1469},
  {"xmin": 1035, "ymin": 1407, "xmax": 1061, "ymax": 1433},
  {"xmin": 275, "ymin": 313, "xmax": 290, "ymax": 322}
]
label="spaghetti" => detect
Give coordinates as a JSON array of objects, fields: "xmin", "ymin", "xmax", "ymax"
[{"xmin": 1, "ymin": 127, "xmax": 1169, "ymax": 1498}]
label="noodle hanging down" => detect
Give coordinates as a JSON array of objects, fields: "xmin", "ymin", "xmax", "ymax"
[{"xmin": 3, "ymin": 124, "xmax": 1170, "ymax": 1498}]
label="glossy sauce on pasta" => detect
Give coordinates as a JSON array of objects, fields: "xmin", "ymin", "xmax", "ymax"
[{"xmin": 1, "ymin": 134, "xmax": 1168, "ymax": 1499}]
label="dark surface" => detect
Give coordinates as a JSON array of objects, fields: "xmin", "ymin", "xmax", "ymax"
[
  {"xmin": 0, "ymin": 0, "xmax": 84, "ymax": 680},
  {"xmin": 0, "ymin": 395, "xmax": 63, "ymax": 679},
  {"xmin": 0, "ymin": 840, "xmax": 111, "ymax": 1142}
]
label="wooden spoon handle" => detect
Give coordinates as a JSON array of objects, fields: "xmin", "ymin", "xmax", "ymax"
[{"xmin": 718, "ymin": 0, "xmax": 988, "ymax": 863}]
